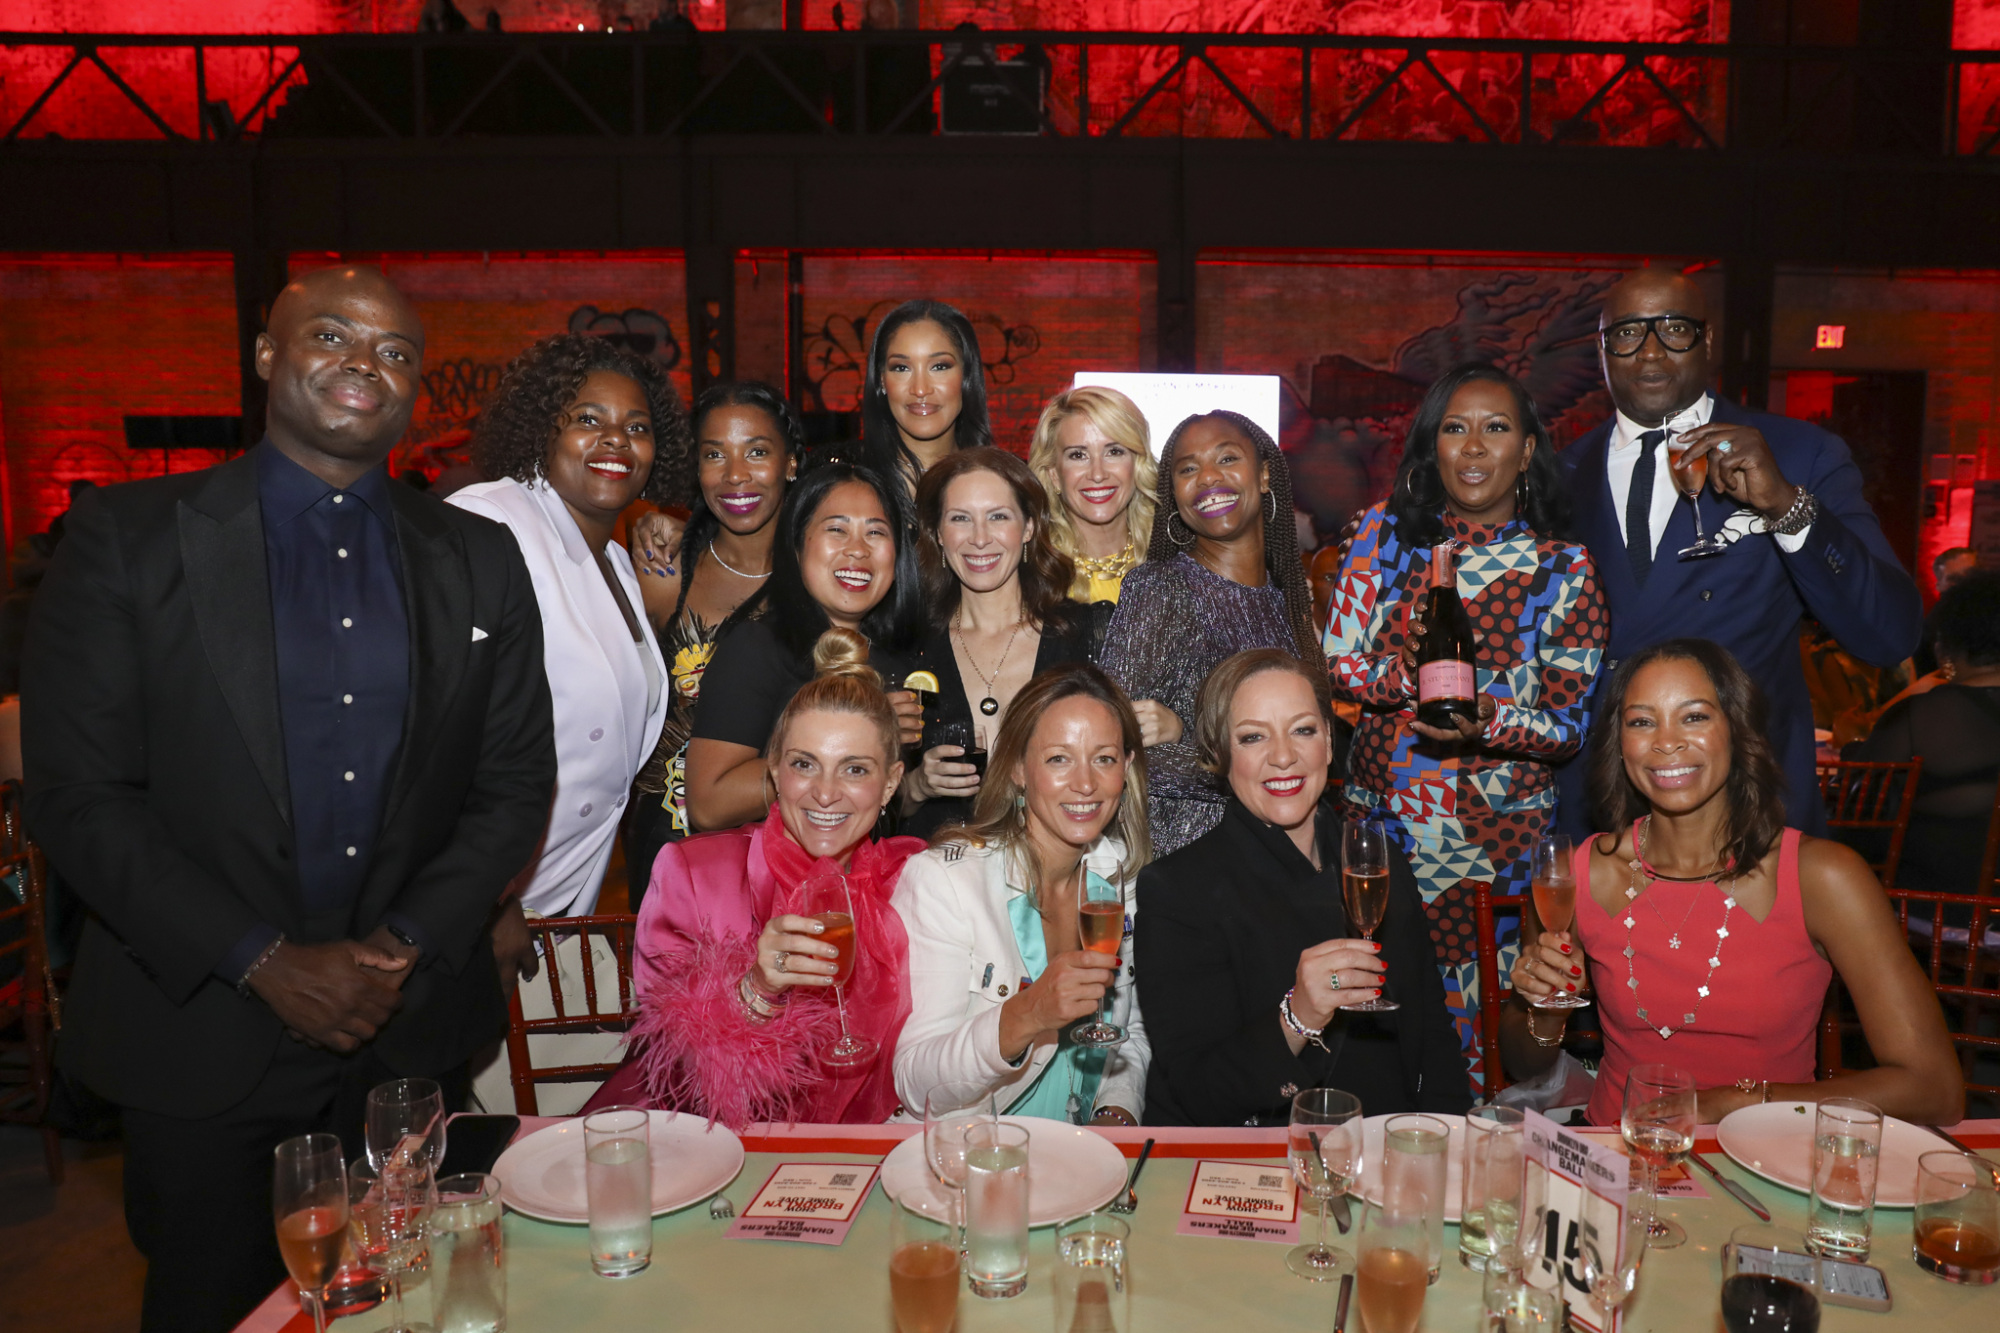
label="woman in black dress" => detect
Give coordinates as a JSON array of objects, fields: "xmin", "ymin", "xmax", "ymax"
[
  {"xmin": 1135, "ymin": 649, "xmax": 1470, "ymax": 1126},
  {"xmin": 857, "ymin": 299, "xmax": 995, "ymax": 494}
]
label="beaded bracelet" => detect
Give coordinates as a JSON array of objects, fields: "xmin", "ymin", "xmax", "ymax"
[
  {"xmin": 738, "ymin": 973, "xmax": 789, "ymax": 1024},
  {"xmin": 1280, "ymin": 987, "xmax": 1330, "ymax": 1053},
  {"xmin": 235, "ymin": 934, "xmax": 286, "ymax": 998}
]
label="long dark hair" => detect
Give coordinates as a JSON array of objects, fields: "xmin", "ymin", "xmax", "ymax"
[
  {"xmin": 859, "ymin": 299, "xmax": 995, "ymax": 484},
  {"xmin": 1145, "ymin": 410, "xmax": 1325, "ymax": 689},
  {"xmin": 1587, "ymin": 637, "xmax": 1786, "ymax": 876},
  {"xmin": 1387, "ymin": 362, "xmax": 1571, "ymax": 548},
  {"xmin": 679, "ymin": 379, "xmax": 805, "ymax": 577},
  {"xmin": 739, "ymin": 460, "xmax": 923, "ymax": 660},
  {"xmin": 914, "ymin": 446, "xmax": 1078, "ymax": 634}
]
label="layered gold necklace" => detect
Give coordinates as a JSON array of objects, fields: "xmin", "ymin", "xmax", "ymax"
[{"xmin": 1072, "ymin": 540, "xmax": 1139, "ymax": 580}]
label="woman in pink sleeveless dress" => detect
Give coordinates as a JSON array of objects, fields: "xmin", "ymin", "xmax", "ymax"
[
  {"xmin": 588, "ymin": 627, "xmax": 924, "ymax": 1127},
  {"xmin": 1501, "ymin": 638, "xmax": 1963, "ymax": 1126}
]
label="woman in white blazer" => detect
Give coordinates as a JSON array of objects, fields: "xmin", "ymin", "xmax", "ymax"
[{"xmin": 893, "ymin": 662, "xmax": 1152, "ymax": 1125}]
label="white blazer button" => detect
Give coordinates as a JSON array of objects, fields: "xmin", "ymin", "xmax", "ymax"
[
  {"xmin": 579, "ymin": 803, "xmax": 593, "ymax": 817},
  {"xmin": 590, "ymin": 728, "xmax": 604, "ymax": 741}
]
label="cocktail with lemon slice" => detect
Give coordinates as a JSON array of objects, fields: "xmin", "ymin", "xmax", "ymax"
[{"xmin": 903, "ymin": 670, "xmax": 941, "ymax": 714}]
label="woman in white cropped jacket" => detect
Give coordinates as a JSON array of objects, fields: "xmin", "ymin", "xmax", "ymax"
[{"xmin": 892, "ymin": 662, "xmax": 1152, "ymax": 1125}]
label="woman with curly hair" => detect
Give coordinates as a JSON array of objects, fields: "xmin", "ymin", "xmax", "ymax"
[
  {"xmin": 1098, "ymin": 410, "xmax": 1324, "ymax": 857},
  {"xmin": 1026, "ymin": 385, "xmax": 1157, "ymax": 605},
  {"xmin": 857, "ymin": 299, "xmax": 995, "ymax": 493}
]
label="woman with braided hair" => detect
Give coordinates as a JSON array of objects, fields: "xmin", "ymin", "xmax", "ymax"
[{"xmin": 1098, "ymin": 410, "xmax": 1325, "ymax": 857}]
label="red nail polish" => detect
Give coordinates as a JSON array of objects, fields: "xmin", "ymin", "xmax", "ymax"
[
  {"xmin": 1569, "ymin": 965, "xmax": 1582, "ymax": 978},
  {"xmin": 1565, "ymin": 983, "xmax": 1577, "ymax": 992},
  {"xmin": 1558, "ymin": 943, "xmax": 1572, "ymax": 955}
]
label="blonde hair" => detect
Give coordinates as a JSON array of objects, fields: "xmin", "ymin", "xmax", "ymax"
[
  {"xmin": 1027, "ymin": 386, "xmax": 1157, "ymax": 574},
  {"xmin": 766, "ymin": 627, "xmax": 900, "ymax": 764}
]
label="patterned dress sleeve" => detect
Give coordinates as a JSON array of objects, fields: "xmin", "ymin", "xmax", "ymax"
[
  {"xmin": 1479, "ymin": 544, "xmax": 1607, "ymax": 760},
  {"xmin": 1323, "ymin": 507, "xmax": 1418, "ymax": 708}
]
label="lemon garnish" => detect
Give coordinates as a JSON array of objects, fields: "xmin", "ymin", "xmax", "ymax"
[{"xmin": 903, "ymin": 670, "xmax": 942, "ymax": 694}]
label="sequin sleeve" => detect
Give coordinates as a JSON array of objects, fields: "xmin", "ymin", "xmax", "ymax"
[{"xmin": 1478, "ymin": 543, "xmax": 1606, "ymax": 760}]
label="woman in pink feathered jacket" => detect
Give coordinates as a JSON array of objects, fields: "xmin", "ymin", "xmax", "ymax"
[{"xmin": 599, "ymin": 627, "xmax": 924, "ymax": 1127}]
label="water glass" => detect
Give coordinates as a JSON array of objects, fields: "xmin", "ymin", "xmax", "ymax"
[
  {"xmin": 347, "ymin": 1158, "xmax": 435, "ymax": 1333},
  {"xmin": 924, "ymin": 1081, "xmax": 997, "ymax": 1251},
  {"xmin": 1460, "ymin": 1105, "xmax": 1525, "ymax": 1271},
  {"xmin": 888, "ymin": 1191, "xmax": 960, "ymax": 1333},
  {"xmin": 431, "ymin": 1173, "xmax": 506, "ymax": 1333},
  {"xmin": 1356, "ymin": 1201, "xmax": 1431, "ymax": 1333},
  {"xmin": 1379, "ymin": 1113, "xmax": 1450, "ymax": 1283},
  {"xmin": 1055, "ymin": 1213, "xmax": 1129, "ymax": 1333},
  {"xmin": 963, "ymin": 1121, "xmax": 1030, "ymax": 1299},
  {"xmin": 1496, "ymin": 1283, "xmax": 1561, "ymax": 1333},
  {"xmin": 366, "ymin": 1077, "xmax": 447, "ymax": 1173},
  {"xmin": 582, "ymin": 1106, "xmax": 653, "ymax": 1278},
  {"xmin": 1805, "ymin": 1097, "xmax": 1882, "ymax": 1259},
  {"xmin": 1912, "ymin": 1149, "xmax": 2000, "ymax": 1284}
]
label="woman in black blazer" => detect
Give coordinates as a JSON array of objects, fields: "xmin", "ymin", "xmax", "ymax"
[{"xmin": 1135, "ymin": 649, "xmax": 1470, "ymax": 1126}]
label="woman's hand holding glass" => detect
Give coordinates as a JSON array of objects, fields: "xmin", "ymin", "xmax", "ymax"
[
  {"xmin": 1288, "ymin": 937, "xmax": 1386, "ymax": 1029},
  {"xmin": 908, "ymin": 744, "xmax": 981, "ymax": 803},
  {"xmin": 996, "ymin": 949, "xmax": 1119, "ymax": 1061},
  {"xmin": 750, "ymin": 914, "xmax": 838, "ymax": 994},
  {"xmin": 1508, "ymin": 929, "xmax": 1583, "ymax": 1004},
  {"xmin": 886, "ymin": 689, "xmax": 924, "ymax": 749}
]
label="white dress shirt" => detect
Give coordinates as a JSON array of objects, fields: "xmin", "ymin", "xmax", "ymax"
[
  {"xmin": 448, "ymin": 477, "xmax": 668, "ymax": 918},
  {"xmin": 1606, "ymin": 393, "xmax": 1809, "ymax": 555}
]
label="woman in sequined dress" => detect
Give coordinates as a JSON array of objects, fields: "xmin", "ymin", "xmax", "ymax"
[
  {"xmin": 1026, "ymin": 385, "xmax": 1157, "ymax": 606},
  {"xmin": 1323, "ymin": 364, "xmax": 1605, "ymax": 1087},
  {"xmin": 1099, "ymin": 411, "xmax": 1325, "ymax": 858}
]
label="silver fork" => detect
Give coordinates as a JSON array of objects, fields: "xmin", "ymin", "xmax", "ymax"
[
  {"xmin": 708, "ymin": 1193, "xmax": 735, "ymax": 1220},
  {"xmin": 1108, "ymin": 1138, "xmax": 1154, "ymax": 1214}
]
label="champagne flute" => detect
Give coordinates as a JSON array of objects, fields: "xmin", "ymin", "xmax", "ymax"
[
  {"xmin": 800, "ymin": 870, "xmax": 876, "ymax": 1070},
  {"xmin": 1621, "ymin": 1063, "xmax": 1696, "ymax": 1248},
  {"xmin": 348, "ymin": 1158, "xmax": 436, "ymax": 1333},
  {"xmin": 1355, "ymin": 1201, "xmax": 1431, "ymax": 1333},
  {"xmin": 1668, "ymin": 405, "xmax": 1728, "ymax": 559},
  {"xmin": 365, "ymin": 1076, "xmax": 446, "ymax": 1173},
  {"xmin": 273, "ymin": 1134, "xmax": 349, "ymax": 1333},
  {"xmin": 1342, "ymin": 817, "xmax": 1398, "ymax": 1013},
  {"xmin": 1528, "ymin": 833, "xmax": 1587, "ymax": 1010},
  {"xmin": 1577, "ymin": 1169, "xmax": 1649, "ymax": 1320},
  {"xmin": 1072, "ymin": 863, "xmax": 1127, "ymax": 1048},
  {"xmin": 1286, "ymin": 1088, "xmax": 1362, "ymax": 1282},
  {"xmin": 923, "ymin": 1081, "xmax": 995, "ymax": 1255}
]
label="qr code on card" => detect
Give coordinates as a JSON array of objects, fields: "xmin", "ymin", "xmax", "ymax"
[
  {"xmin": 830, "ymin": 1172, "xmax": 857, "ymax": 1188},
  {"xmin": 1258, "ymin": 1174, "xmax": 1286, "ymax": 1190}
]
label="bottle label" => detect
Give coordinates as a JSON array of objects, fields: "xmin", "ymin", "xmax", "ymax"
[{"xmin": 1418, "ymin": 660, "xmax": 1475, "ymax": 702}]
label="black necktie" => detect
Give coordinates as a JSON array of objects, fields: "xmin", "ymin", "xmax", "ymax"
[{"xmin": 1626, "ymin": 429, "xmax": 1665, "ymax": 587}]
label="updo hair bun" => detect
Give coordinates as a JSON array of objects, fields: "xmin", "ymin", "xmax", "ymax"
[{"xmin": 811, "ymin": 626, "xmax": 882, "ymax": 689}]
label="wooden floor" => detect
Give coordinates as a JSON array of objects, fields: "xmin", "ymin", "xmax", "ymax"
[{"xmin": 0, "ymin": 1126, "xmax": 145, "ymax": 1333}]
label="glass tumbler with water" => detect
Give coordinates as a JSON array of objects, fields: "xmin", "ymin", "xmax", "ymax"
[
  {"xmin": 1380, "ymin": 1113, "xmax": 1450, "ymax": 1283},
  {"xmin": 963, "ymin": 1121, "xmax": 1030, "ymax": 1299},
  {"xmin": 431, "ymin": 1173, "xmax": 506, "ymax": 1333},
  {"xmin": 1055, "ymin": 1213, "xmax": 1129, "ymax": 1333},
  {"xmin": 1461, "ymin": 1105, "xmax": 1525, "ymax": 1272},
  {"xmin": 1806, "ymin": 1097, "xmax": 1881, "ymax": 1259},
  {"xmin": 582, "ymin": 1106, "xmax": 653, "ymax": 1277}
]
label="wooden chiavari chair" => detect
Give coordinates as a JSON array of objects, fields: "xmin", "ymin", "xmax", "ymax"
[{"xmin": 502, "ymin": 913, "xmax": 639, "ymax": 1116}]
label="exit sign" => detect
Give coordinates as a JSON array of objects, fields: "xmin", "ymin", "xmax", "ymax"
[{"xmin": 1815, "ymin": 325, "xmax": 1846, "ymax": 349}]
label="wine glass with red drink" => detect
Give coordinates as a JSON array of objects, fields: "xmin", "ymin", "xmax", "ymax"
[{"xmin": 801, "ymin": 871, "xmax": 876, "ymax": 1070}]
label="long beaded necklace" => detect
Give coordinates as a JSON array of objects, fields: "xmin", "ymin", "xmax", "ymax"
[
  {"xmin": 1620, "ymin": 815, "xmax": 1739, "ymax": 1040},
  {"xmin": 953, "ymin": 615, "xmax": 1026, "ymax": 717}
]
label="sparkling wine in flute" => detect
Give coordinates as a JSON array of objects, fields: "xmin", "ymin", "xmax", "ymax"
[
  {"xmin": 809, "ymin": 910, "xmax": 856, "ymax": 985},
  {"xmin": 277, "ymin": 1206, "xmax": 347, "ymax": 1291},
  {"xmin": 1530, "ymin": 876, "xmax": 1576, "ymax": 935},
  {"xmin": 1342, "ymin": 868, "xmax": 1390, "ymax": 938},
  {"xmin": 889, "ymin": 1240, "xmax": 961, "ymax": 1333},
  {"xmin": 1079, "ymin": 900, "xmax": 1124, "ymax": 955},
  {"xmin": 1356, "ymin": 1246, "xmax": 1428, "ymax": 1333},
  {"xmin": 1341, "ymin": 818, "xmax": 1399, "ymax": 1013},
  {"xmin": 1414, "ymin": 543, "xmax": 1477, "ymax": 730},
  {"xmin": 1669, "ymin": 442, "xmax": 1708, "ymax": 496}
]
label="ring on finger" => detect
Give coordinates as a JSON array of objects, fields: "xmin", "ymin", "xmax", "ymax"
[
  {"xmin": 1715, "ymin": 438, "xmax": 1734, "ymax": 454},
  {"xmin": 1330, "ymin": 970, "xmax": 1342, "ymax": 990},
  {"xmin": 774, "ymin": 950, "xmax": 789, "ymax": 973}
]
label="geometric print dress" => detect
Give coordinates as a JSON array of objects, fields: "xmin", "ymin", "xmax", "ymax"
[{"xmin": 1324, "ymin": 504, "xmax": 1606, "ymax": 1091}]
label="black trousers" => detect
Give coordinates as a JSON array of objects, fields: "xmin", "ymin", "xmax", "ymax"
[{"xmin": 117, "ymin": 1039, "xmax": 470, "ymax": 1333}]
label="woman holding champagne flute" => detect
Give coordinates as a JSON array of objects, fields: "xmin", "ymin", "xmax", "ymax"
[
  {"xmin": 604, "ymin": 627, "xmax": 926, "ymax": 1127},
  {"xmin": 1135, "ymin": 650, "xmax": 1470, "ymax": 1127},
  {"xmin": 1501, "ymin": 638, "xmax": 1964, "ymax": 1125},
  {"xmin": 894, "ymin": 662, "xmax": 1151, "ymax": 1125}
]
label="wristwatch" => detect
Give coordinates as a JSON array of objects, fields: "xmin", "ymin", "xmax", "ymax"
[{"xmin": 384, "ymin": 922, "xmax": 421, "ymax": 954}]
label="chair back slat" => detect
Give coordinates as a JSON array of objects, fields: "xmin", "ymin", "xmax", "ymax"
[
  {"xmin": 502, "ymin": 913, "xmax": 639, "ymax": 1116},
  {"xmin": 1816, "ymin": 758, "xmax": 1922, "ymax": 886},
  {"xmin": 1474, "ymin": 879, "xmax": 1605, "ymax": 1099}
]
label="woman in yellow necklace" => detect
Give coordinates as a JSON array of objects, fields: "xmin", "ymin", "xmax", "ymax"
[{"xmin": 1028, "ymin": 386, "xmax": 1156, "ymax": 605}]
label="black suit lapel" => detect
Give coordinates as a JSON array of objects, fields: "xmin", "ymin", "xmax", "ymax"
[
  {"xmin": 381, "ymin": 487, "xmax": 472, "ymax": 829},
  {"xmin": 178, "ymin": 453, "xmax": 290, "ymax": 826}
]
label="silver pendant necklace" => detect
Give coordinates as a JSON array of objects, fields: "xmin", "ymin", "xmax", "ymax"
[{"xmin": 953, "ymin": 615, "xmax": 1025, "ymax": 717}]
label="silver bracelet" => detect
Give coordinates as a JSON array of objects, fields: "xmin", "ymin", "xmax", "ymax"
[
  {"xmin": 738, "ymin": 973, "xmax": 787, "ymax": 1024},
  {"xmin": 1280, "ymin": 987, "xmax": 1330, "ymax": 1053},
  {"xmin": 236, "ymin": 934, "xmax": 286, "ymax": 997},
  {"xmin": 1761, "ymin": 486, "xmax": 1818, "ymax": 537}
]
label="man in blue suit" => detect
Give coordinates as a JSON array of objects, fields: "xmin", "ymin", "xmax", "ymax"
[{"xmin": 1558, "ymin": 267, "xmax": 1922, "ymax": 834}]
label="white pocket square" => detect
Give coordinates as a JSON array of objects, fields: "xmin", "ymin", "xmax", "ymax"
[{"xmin": 471, "ymin": 627, "xmax": 489, "ymax": 642}]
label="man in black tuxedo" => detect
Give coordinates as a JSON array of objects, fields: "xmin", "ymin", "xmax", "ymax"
[{"xmin": 23, "ymin": 266, "xmax": 554, "ymax": 1332}]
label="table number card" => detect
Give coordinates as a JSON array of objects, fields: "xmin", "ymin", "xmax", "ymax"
[
  {"xmin": 1522, "ymin": 1111, "xmax": 1631, "ymax": 1333},
  {"xmin": 1176, "ymin": 1158, "xmax": 1302, "ymax": 1243},
  {"xmin": 723, "ymin": 1162, "xmax": 880, "ymax": 1246}
]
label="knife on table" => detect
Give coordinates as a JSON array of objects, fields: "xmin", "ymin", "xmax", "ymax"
[
  {"xmin": 1691, "ymin": 1151, "xmax": 1771, "ymax": 1221},
  {"xmin": 1332, "ymin": 1273, "xmax": 1353, "ymax": 1333}
]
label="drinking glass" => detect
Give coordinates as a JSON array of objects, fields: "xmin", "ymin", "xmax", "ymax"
[
  {"xmin": 1286, "ymin": 1088, "xmax": 1362, "ymax": 1282},
  {"xmin": 1055, "ymin": 1213, "xmax": 1130, "ymax": 1333},
  {"xmin": 430, "ymin": 1173, "xmax": 505, "ymax": 1333},
  {"xmin": 366, "ymin": 1077, "xmax": 447, "ymax": 1173},
  {"xmin": 1527, "ymin": 835, "xmax": 1587, "ymax": 1010},
  {"xmin": 348, "ymin": 1158, "xmax": 436, "ymax": 1333},
  {"xmin": 799, "ymin": 870, "xmax": 876, "ymax": 1070},
  {"xmin": 963, "ymin": 1121, "xmax": 1030, "ymax": 1299},
  {"xmin": 273, "ymin": 1134, "xmax": 349, "ymax": 1333},
  {"xmin": 1461, "ymin": 1105, "xmax": 1525, "ymax": 1271},
  {"xmin": 1496, "ymin": 1284, "xmax": 1562, "ymax": 1333},
  {"xmin": 1071, "ymin": 865, "xmax": 1126, "ymax": 1048},
  {"xmin": 1620, "ymin": 1063, "xmax": 1695, "ymax": 1248},
  {"xmin": 1575, "ymin": 1171, "xmax": 1648, "ymax": 1321},
  {"xmin": 1666, "ymin": 405, "xmax": 1727, "ymax": 559},
  {"xmin": 1912, "ymin": 1149, "xmax": 2000, "ymax": 1284},
  {"xmin": 1355, "ymin": 1202, "xmax": 1431, "ymax": 1333},
  {"xmin": 1380, "ymin": 1114, "xmax": 1449, "ymax": 1283},
  {"xmin": 1721, "ymin": 1274, "xmax": 1821, "ymax": 1333},
  {"xmin": 1342, "ymin": 816, "xmax": 1398, "ymax": 1013},
  {"xmin": 1806, "ymin": 1097, "xmax": 1882, "ymax": 1259},
  {"xmin": 582, "ymin": 1106, "xmax": 653, "ymax": 1277},
  {"xmin": 923, "ymin": 1081, "xmax": 996, "ymax": 1254},
  {"xmin": 888, "ymin": 1190, "xmax": 961, "ymax": 1333}
]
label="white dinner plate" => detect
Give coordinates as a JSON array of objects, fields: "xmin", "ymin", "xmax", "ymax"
[
  {"xmin": 1716, "ymin": 1101, "xmax": 1935, "ymax": 1209},
  {"xmin": 491, "ymin": 1111, "xmax": 745, "ymax": 1224},
  {"xmin": 880, "ymin": 1116, "xmax": 1128, "ymax": 1227},
  {"xmin": 1358, "ymin": 1113, "xmax": 1466, "ymax": 1223}
]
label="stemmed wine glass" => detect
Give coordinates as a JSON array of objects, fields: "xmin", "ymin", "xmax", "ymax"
[
  {"xmin": 800, "ymin": 870, "xmax": 874, "ymax": 1070},
  {"xmin": 366, "ymin": 1077, "xmax": 447, "ymax": 1173},
  {"xmin": 923, "ymin": 1081, "xmax": 997, "ymax": 1256},
  {"xmin": 348, "ymin": 1157, "xmax": 436, "ymax": 1333},
  {"xmin": 1342, "ymin": 817, "xmax": 1398, "ymax": 1013},
  {"xmin": 273, "ymin": 1134, "xmax": 349, "ymax": 1333},
  {"xmin": 1072, "ymin": 863, "xmax": 1127, "ymax": 1048},
  {"xmin": 1576, "ymin": 1165, "xmax": 1650, "ymax": 1321},
  {"xmin": 1286, "ymin": 1088, "xmax": 1362, "ymax": 1282},
  {"xmin": 1529, "ymin": 834, "xmax": 1587, "ymax": 1010},
  {"xmin": 1621, "ymin": 1063, "xmax": 1697, "ymax": 1248},
  {"xmin": 1665, "ymin": 404, "xmax": 1728, "ymax": 559}
]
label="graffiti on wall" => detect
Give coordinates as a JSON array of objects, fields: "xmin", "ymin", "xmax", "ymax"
[{"xmin": 800, "ymin": 298, "xmax": 1042, "ymax": 417}]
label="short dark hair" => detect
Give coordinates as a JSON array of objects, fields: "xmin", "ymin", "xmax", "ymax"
[
  {"xmin": 1933, "ymin": 570, "xmax": 2000, "ymax": 669},
  {"xmin": 1387, "ymin": 362, "xmax": 1571, "ymax": 548},
  {"xmin": 472, "ymin": 332, "xmax": 691, "ymax": 504},
  {"xmin": 859, "ymin": 299, "xmax": 994, "ymax": 485},
  {"xmin": 679, "ymin": 380, "xmax": 805, "ymax": 571},
  {"xmin": 1586, "ymin": 637, "xmax": 1785, "ymax": 875},
  {"xmin": 913, "ymin": 446, "xmax": 1078, "ymax": 635},
  {"xmin": 746, "ymin": 459, "xmax": 923, "ymax": 660}
]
